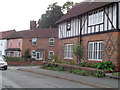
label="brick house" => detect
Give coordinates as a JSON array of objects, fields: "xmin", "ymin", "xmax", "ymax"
[
  {"xmin": 57, "ymin": 2, "xmax": 120, "ymax": 71},
  {"xmin": 6, "ymin": 21, "xmax": 59, "ymax": 62},
  {"xmin": 0, "ymin": 30, "xmax": 16, "ymax": 56}
]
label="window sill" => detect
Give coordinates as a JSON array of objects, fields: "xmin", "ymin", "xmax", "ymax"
[
  {"xmin": 88, "ymin": 59, "xmax": 102, "ymax": 61},
  {"xmin": 64, "ymin": 58, "xmax": 73, "ymax": 60}
]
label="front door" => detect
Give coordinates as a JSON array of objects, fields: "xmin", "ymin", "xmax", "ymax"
[{"xmin": 36, "ymin": 52, "xmax": 43, "ymax": 60}]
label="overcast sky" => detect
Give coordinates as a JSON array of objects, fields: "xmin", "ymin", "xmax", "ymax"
[{"xmin": 0, "ymin": 0, "xmax": 83, "ymax": 32}]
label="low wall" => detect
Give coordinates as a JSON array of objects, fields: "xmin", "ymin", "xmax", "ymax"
[
  {"xmin": 7, "ymin": 60, "xmax": 43, "ymax": 66},
  {"xmin": 48, "ymin": 62, "xmax": 111, "ymax": 73}
]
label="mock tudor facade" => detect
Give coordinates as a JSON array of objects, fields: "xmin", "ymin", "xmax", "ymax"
[
  {"xmin": 6, "ymin": 21, "xmax": 59, "ymax": 61},
  {"xmin": 57, "ymin": 2, "xmax": 120, "ymax": 71}
]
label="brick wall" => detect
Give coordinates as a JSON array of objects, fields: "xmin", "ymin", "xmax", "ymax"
[
  {"xmin": 58, "ymin": 31, "xmax": 120, "ymax": 71},
  {"xmin": 22, "ymin": 38, "xmax": 59, "ymax": 61}
]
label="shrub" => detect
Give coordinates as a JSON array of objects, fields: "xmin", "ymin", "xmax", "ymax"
[
  {"xmin": 92, "ymin": 71, "xmax": 105, "ymax": 78},
  {"xmin": 6, "ymin": 57, "xmax": 21, "ymax": 61},
  {"xmin": 23, "ymin": 48, "xmax": 31, "ymax": 58},
  {"xmin": 73, "ymin": 44, "xmax": 84, "ymax": 64},
  {"xmin": 93, "ymin": 61, "xmax": 115, "ymax": 71},
  {"xmin": 69, "ymin": 69, "xmax": 90, "ymax": 76}
]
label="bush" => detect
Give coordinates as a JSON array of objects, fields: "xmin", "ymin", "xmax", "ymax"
[
  {"xmin": 6, "ymin": 57, "xmax": 21, "ymax": 61},
  {"xmin": 92, "ymin": 71, "xmax": 105, "ymax": 78},
  {"xmin": 69, "ymin": 69, "xmax": 90, "ymax": 76},
  {"xmin": 93, "ymin": 61, "xmax": 115, "ymax": 71},
  {"xmin": 23, "ymin": 48, "xmax": 31, "ymax": 58}
]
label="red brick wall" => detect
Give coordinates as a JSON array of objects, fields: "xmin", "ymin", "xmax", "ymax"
[
  {"xmin": 22, "ymin": 38, "xmax": 59, "ymax": 61},
  {"xmin": 58, "ymin": 31, "xmax": 120, "ymax": 71}
]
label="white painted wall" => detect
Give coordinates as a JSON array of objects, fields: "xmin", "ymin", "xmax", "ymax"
[{"xmin": 0, "ymin": 39, "xmax": 7, "ymax": 56}]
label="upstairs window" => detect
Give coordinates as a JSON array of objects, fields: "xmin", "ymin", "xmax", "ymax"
[
  {"xmin": 18, "ymin": 40, "xmax": 20, "ymax": 47},
  {"xmin": 49, "ymin": 38, "xmax": 54, "ymax": 46},
  {"xmin": 32, "ymin": 38, "xmax": 37, "ymax": 46},
  {"xmin": 9, "ymin": 40, "xmax": 12, "ymax": 47},
  {"xmin": 88, "ymin": 10, "xmax": 103, "ymax": 26},
  {"xmin": 66, "ymin": 21, "xmax": 71, "ymax": 31}
]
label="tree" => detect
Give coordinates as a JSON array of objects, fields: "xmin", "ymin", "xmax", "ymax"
[
  {"xmin": 38, "ymin": 2, "xmax": 63, "ymax": 28},
  {"xmin": 23, "ymin": 48, "xmax": 31, "ymax": 58},
  {"xmin": 73, "ymin": 44, "xmax": 84, "ymax": 64},
  {"xmin": 62, "ymin": 1, "xmax": 75, "ymax": 14}
]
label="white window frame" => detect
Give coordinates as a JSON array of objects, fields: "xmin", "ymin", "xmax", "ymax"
[
  {"xmin": 32, "ymin": 38, "xmax": 37, "ymax": 46},
  {"xmin": 36, "ymin": 52, "xmax": 43, "ymax": 60},
  {"xmin": 88, "ymin": 10, "xmax": 103, "ymax": 26},
  {"xmin": 9, "ymin": 40, "xmax": 12, "ymax": 47},
  {"xmin": 49, "ymin": 38, "xmax": 54, "ymax": 46},
  {"xmin": 31, "ymin": 50, "xmax": 36, "ymax": 58},
  {"xmin": 64, "ymin": 44, "xmax": 73, "ymax": 59},
  {"xmin": 88, "ymin": 41, "xmax": 103, "ymax": 61},
  {"xmin": 48, "ymin": 51, "xmax": 54, "ymax": 59},
  {"xmin": 18, "ymin": 40, "xmax": 20, "ymax": 47}
]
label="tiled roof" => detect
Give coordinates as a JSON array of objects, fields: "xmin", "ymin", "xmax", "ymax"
[
  {"xmin": 0, "ymin": 30, "xmax": 16, "ymax": 39},
  {"xmin": 57, "ymin": 1, "xmax": 112, "ymax": 23},
  {"xmin": 7, "ymin": 28, "xmax": 58, "ymax": 39},
  {"xmin": 5, "ymin": 48, "xmax": 21, "ymax": 51}
]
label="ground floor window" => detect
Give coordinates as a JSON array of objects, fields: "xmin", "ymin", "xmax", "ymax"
[
  {"xmin": 31, "ymin": 50, "xmax": 36, "ymax": 58},
  {"xmin": 48, "ymin": 51, "xmax": 54, "ymax": 59},
  {"xmin": 64, "ymin": 44, "xmax": 73, "ymax": 59},
  {"xmin": 6, "ymin": 51, "xmax": 20, "ymax": 57},
  {"xmin": 36, "ymin": 52, "xmax": 43, "ymax": 60},
  {"xmin": 88, "ymin": 41, "xmax": 103, "ymax": 61}
]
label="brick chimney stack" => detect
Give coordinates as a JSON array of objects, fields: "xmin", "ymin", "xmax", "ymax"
[{"xmin": 30, "ymin": 20, "xmax": 36, "ymax": 30}]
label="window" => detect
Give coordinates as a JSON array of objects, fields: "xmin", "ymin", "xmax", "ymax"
[
  {"xmin": 32, "ymin": 38, "xmax": 37, "ymax": 46},
  {"xmin": 64, "ymin": 44, "xmax": 73, "ymax": 59},
  {"xmin": 48, "ymin": 51, "xmax": 54, "ymax": 59},
  {"xmin": 36, "ymin": 52, "xmax": 43, "ymax": 60},
  {"xmin": 9, "ymin": 40, "xmax": 12, "ymax": 47},
  {"xmin": 18, "ymin": 40, "xmax": 20, "ymax": 47},
  {"xmin": 88, "ymin": 10, "xmax": 103, "ymax": 26},
  {"xmin": 88, "ymin": 41, "xmax": 103, "ymax": 61},
  {"xmin": 49, "ymin": 38, "xmax": 54, "ymax": 46},
  {"xmin": 31, "ymin": 50, "xmax": 36, "ymax": 58},
  {"xmin": 66, "ymin": 21, "xmax": 71, "ymax": 31}
]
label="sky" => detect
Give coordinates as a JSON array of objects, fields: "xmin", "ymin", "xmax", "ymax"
[{"xmin": 0, "ymin": 0, "xmax": 83, "ymax": 32}]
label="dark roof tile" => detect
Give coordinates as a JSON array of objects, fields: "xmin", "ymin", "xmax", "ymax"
[{"xmin": 57, "ymin": 2, "xmax": 112, "ymax": 23}]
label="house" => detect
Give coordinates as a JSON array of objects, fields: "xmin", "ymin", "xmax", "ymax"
[
  {"xmin": 57, "ymin": 2, "xmax": 120, "ymax": 71},
  {"xmin": 6, "ymin": 21, "xmax": 59, "ymax": 61},
  {"xmin": 0, "ymin": 30, "xmax": 16, "ymax": 56}
]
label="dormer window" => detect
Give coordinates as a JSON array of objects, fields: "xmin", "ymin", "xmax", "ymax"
[
  {"xmin": 32, "ymin": 38, "xmax": 37, "ymax": 46},
  {"xmin": 66, "ymin": 21, "xmax": 71, "ymax": 31}
]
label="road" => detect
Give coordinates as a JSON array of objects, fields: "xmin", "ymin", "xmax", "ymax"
[{"xmin": 0, "ymin": 66, "xmax": 94, "ymax": 89}]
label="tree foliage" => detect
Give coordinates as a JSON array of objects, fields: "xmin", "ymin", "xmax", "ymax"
[
  {"xmin": 38, "ymin": 1, "xmax": 75, "ymax": 28},
  {"xmin": 62, "ymin": 1, "xmax": 75, "ymax": 14},
  {"xmin": 23, "ymin": 48, "xmax": 31, "ymax": 58},
  {"xmin": 38, "ymin": 2, "xmax": 63, "ymax": 28},
  {"xmin": 73, "ymin": 44, "xmax": 84, "ymax": 64}
]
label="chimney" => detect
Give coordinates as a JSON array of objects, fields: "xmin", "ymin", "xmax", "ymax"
[{"xmin": 30, "ymin": 20, "xmax": 36, "ymax": 30}]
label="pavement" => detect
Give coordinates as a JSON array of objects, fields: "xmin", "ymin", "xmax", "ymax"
[{"xmin": 12, "ymin": 66, "xmax": 119, "ymax": 88}]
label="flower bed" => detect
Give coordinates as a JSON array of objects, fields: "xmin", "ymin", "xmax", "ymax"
[{"xmin": 48, "ymin": 62, "xmax": 111, "ymax": 73}]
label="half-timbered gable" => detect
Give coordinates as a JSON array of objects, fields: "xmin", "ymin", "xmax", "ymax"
[
  {"xmin": 58, "ymin": 2, "xmax": 119, "ymax": 39},
  {"xmin": 57, "ymin": 1, "xmax": 120, "ymax": 71}
]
